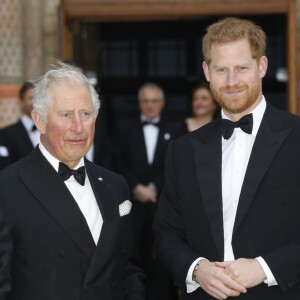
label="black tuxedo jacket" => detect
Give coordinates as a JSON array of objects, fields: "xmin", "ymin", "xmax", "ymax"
[
  {"xmin": 92, "ymin": 113, "xmax": 113, "ymax": 169},
  {"xmin": 114, "ymin": 117, "xmax": 179, "ymax": 195},
  {"xmin": 153, "ymin": 104, "xmax": 300, "ymax": 299},
  {"xmin": 0, "ymin": 130, "xmax": 11, "ymax": 170},
  {"xmin": 0, "ymin": 148, "xmax": 145, "ymax": 300},
  {"xmin": 2, "ymin": 120, "xmax": 34, "ymax": 163}
]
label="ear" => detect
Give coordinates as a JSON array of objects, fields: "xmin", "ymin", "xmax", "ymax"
[
  {"xmin": 202, "ymin": 61, "xmax": 210, "ymax": 82},
  {"xmin": 258, "ymin": 56, "xmax": 268, "ymax": 79},
  {"xmin": 31, "ymin": 110, "xmax": 46, "ymax": 134}
]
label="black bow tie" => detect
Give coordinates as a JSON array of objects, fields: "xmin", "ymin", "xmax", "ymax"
[
  {"xmin": 142, "ymin": 120, "xmax": 160, "ymax": 127},
  {"xmin": 58, "ymin": 162, "xmax": 86, "ymax": 186},
  {"xmin": 220, "ymin": 113, "xmax": 253, "ymax": 140}
]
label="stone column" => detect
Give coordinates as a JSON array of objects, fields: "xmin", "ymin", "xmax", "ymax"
[
  {"xmin": 23, "ymin": 0, "xmax": 44, "ymax": 80},
  {"xmin": 0, "ymin": 0, "xmax": 23, "ymax": 127},
  {"xmin": 43, "ymin": 0, "xmax": 60, "ymax": 70}
]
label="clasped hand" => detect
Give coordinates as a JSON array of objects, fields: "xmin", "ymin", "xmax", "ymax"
[{"xmin": 196, "ymin": 258, "xmax": 266, "ymax": 299}]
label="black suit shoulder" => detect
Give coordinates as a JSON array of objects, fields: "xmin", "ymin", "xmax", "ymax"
[{"xmin": 0, "ymin": 150, "xmax": 33, "ymax": 180}]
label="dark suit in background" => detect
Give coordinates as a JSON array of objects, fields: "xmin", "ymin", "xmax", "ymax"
[
  {"xmin": 115, "ymin": 116, "xmax": 180, "ymax": 300},
  {"xmin": 2, "ymin": 120, "xmax": 34, "ymax": 164},
  {"xmin": 0, "ymin": 130, "xmax": 11, "ymax": 170},
  {"xmin": 92, "ymin": 112, "xmax": 113, "ymax": 169}
]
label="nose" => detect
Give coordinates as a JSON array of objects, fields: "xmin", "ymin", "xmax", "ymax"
[
  {"xmin": 71, "ymin": 115, "xmax": 83, "ymax": 133},
  {"xmin": 226, "ymin": 70, "xmax": 240, "ymax": 87}
]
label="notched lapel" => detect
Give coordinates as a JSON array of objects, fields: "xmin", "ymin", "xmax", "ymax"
[
  {"xmin": 19, "ymin": 150, "xmax": 95, "ymax": 259},
  {"xmin": 84, "ymin": 161, "xmax": 119, "ymax": 284},
  {"xmin": 191, "ymin": 123, "xmax": 224, "ymax": 259},
  {"xmin": 233, "ymin": 113, "xmax": 291, "ymax": 236}
]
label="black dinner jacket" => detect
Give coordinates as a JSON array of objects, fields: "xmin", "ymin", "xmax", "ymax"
[
  {"xmin": 0, "ymin": 130, "xmax": 11, "ymax": 170},
  {"xmin": 2, "ymin": 120, "xmax": 34, "ymax": 163},
  {"xmin": 0, "ymin": 147, "xmax": 145, "ymax": 300},
  {"xmin": 114, "ymin": 117, "xmax": 180, "ymax": 195},
  {"xmin": 153, "ymin": 103, "xmax": 300, "ymax": 299},
  {"xmin": 92, "ymin": 112, "xmax": 113, "ymax": 169}
]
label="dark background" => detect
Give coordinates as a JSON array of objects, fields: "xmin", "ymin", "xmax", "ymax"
[{"xmin": 73, "ymin": 14, "xmax": 287, "ymax": 134}]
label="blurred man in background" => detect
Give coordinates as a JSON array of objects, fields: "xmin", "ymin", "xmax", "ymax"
[
  {"xmin": 1, "ymin": 81, "xmax": 39, "ymax": 166},
  {"xmin": 115, "ymin": 83, "xmax": 179, "ymax": 300}
]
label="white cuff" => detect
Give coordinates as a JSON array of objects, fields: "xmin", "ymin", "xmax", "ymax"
[
  {"xmin": 186, "ymin": 257, "xmax": 206, "ymax": 293},
  {"xmin": 256, "ymin": 256, "xmax": 278, "ymax": 286}
]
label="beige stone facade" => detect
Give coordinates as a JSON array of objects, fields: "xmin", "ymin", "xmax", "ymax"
[{"xmin": 0, "ymin": 0, "xmax": 60, "ymax": 128}]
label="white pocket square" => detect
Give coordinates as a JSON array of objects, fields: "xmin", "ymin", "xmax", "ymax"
[
  {"xmin": 0, "ymin": 146, "xmax": 9, "ymax": 157},
  {"xmin": 119, "ymin": 200, "xmax": 132, "ymax": 217}
]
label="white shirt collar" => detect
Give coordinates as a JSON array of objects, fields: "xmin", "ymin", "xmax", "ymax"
[
  {"xmin": 221, "ymin": 95, "xmax": 266, "ymax": 137},
  {"xmin": 140, "ymin": 114, "xmax": 161, "ymax": 123},
  {"xmin": 39, "ymin": 142, "xmax": 85, "ymax": 173},
  {"xmin": 21, "ymin": 115, "xmax": 35, "ymax": 132}
]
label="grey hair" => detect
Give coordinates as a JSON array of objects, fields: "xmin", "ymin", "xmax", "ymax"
[
  {"xmin": 32, "ymin": 62, "xmax": 100, "ymax": 122},
  {"xmin": 137, "ymin": 82, "xmax": 165, "ymax": 101}
]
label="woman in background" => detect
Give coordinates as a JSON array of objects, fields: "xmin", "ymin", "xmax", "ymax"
[{"xmin": 185, "ymin": 81, "xmax": 220, "ymax": 132}]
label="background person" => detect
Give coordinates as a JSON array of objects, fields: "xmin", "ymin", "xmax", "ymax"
[
  {"xmin": 185, "ymin": 81, "xmax": 220, "ymax": 132},
  {"xmin": 1, "ymin": 81, "xmax": 39, "ymax": 167},
  {"xmin": 115, "ymin": 82, "xmax": 179, "ymax": 300}
]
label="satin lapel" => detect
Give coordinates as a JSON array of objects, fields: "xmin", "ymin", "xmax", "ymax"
[
  {"xmin": 191, "ymin": 122, "xmax": 224, "ymax": 259},
  {"xmin": 19, "ymin": 149, "xmax": 96, "ymax": 258},
  {"xmin": 233, "ymin": 106, "xmax": 291, "ymax": 236},
  {"xmin": 84, "ymin": 161, "xmax": 119, "ymax": 284},
  {"xmin": 152, "ymin": 121, "xmax": 169, "ymax": 166}
]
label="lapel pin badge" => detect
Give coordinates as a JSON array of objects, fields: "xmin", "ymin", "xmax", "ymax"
[
  {"xmin": 164, "ymin": 133, "xmax": 171, "ymax": 141},
  {"xmin": 98, "ymin": 177, "xmax": 103, "ymax": 182}
]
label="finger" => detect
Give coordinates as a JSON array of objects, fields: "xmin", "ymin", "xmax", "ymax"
[
  {"xmin": 208, "ymin": 274, "xmax": 241, "ymax": 298},
  {"xmin": 223, "ymin": 276, "xmax": 247, "ymax": 294},
  {"xmin": 214, "ymin": 281, "xmax": 241, "ymax": 297},
  {"xmin": 215, "ymin": 261, "xmax": 233, "ymax": 268},
  {"xmin": 207, "ymin": 288, "xmax": 227, "ymax": 300}
]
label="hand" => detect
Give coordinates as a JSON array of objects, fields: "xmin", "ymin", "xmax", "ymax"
[
  {"xmin": 195, "ymin": 260, "xmax": 247, "ymax": 299},
  {"xmin": 132, "ymin": 184, "xmax": 157, "ymax": 203},
  {"xmin": 147, "ymin": 184, "xmax": 157, "ymax": 203},
  {"xmin": 215, "ymin": 258, "xmax": 267, "ymax": 288}
]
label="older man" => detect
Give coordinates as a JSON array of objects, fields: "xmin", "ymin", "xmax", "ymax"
[
  {"xmin": 0, "ymin": 63, "xmax": 144, "ymax": 300},
  {"xmin": 153, "ymin": 17, "xmax": 300, "ymax": 300}
]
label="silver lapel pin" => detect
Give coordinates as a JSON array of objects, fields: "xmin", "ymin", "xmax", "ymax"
[{"xmin": 98, "ymin": 177, "xmax": 103, "ymax": 182}]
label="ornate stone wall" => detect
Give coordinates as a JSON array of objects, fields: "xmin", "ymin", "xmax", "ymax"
[{"xmin": 0, "ymin": 0, "xmax": 60, "ymax": 128}]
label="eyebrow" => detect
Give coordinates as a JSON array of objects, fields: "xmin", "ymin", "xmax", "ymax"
[{"xmin": 212, "ymin": 63, "xmax": 251, "ymax": 69}]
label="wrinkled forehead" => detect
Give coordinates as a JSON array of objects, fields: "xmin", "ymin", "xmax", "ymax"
[{"xmin": 49, "ymin": 81, "xmax": 93, "ymax": 108}]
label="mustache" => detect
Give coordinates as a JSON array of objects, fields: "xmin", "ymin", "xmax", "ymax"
[{"xmin": 219, "ymin": 84, "xmax": 249, "ymax": 93}]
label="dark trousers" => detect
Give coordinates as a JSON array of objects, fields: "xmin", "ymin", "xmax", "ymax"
[{"xmin": 131, "ymin": 202, "xmax": 178, "ymax": 300}]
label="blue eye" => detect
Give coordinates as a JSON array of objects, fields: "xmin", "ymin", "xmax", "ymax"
[{"xmin": 217, "ymin": 68, "xmax": 226, "ymax": 73}]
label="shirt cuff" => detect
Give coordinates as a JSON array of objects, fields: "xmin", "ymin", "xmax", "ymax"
[
  {"xmin": 186, "ymin": 257, "xmax": 206, "ymax": 293},
  {"xmin": 256, "ymin": 256, "xmax": 278, "ymax": 286},
  {"xmin": 148, "ymin": 183, "xmax": 157, "ymax": 196}
]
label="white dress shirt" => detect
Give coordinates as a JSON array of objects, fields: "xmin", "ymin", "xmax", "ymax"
[
  {"xmin": 141, "ymin": 114, "xmax": 160, "ymax": 165},
  {"xmin": 39, "ymin": 142, "xmax": 103, "ymax": 245},
  {"xmin": 21, "ymin": 115, "xmax": 40, "ymax": 147},
  {"xmin": 186, "ymin": 96, "xmax": 277, "ymax": 293}
]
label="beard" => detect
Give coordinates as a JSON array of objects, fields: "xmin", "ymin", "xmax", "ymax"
[{"xmin": 210, "ymin": 78, "xmax": 261, "ymax": 114}]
